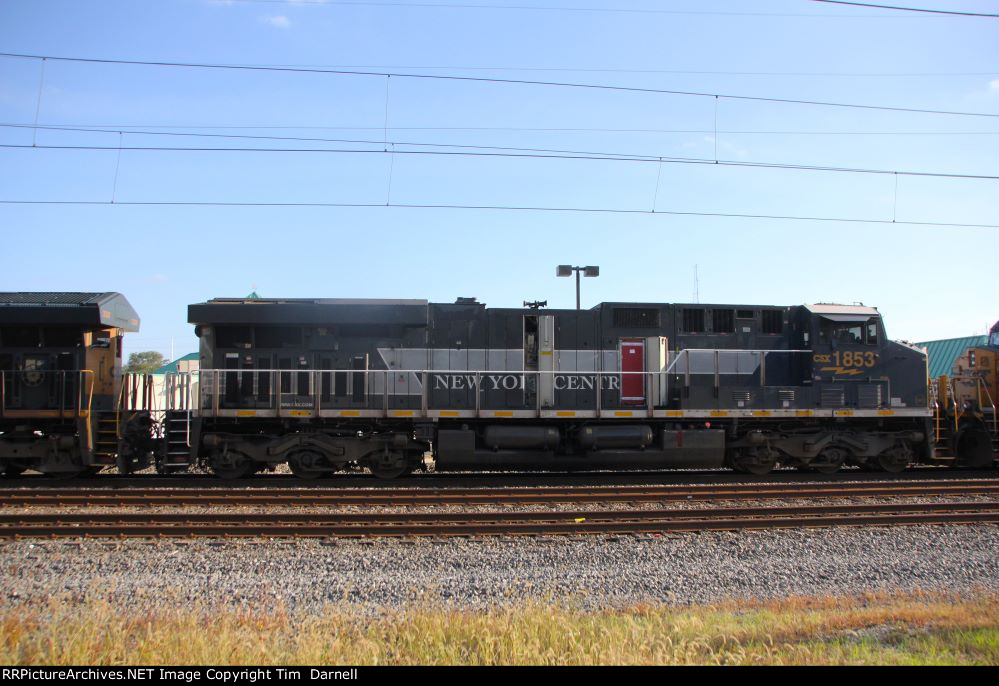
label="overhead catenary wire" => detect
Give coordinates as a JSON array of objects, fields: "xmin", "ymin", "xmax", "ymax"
[
  {"xmin": 810, "ymin": 0, "xmax": 999, "ymax": 18},
  {"xmin": 2, "ymin": 52, "xmax": 998, "ymax": 119},
  {"xmin": 110, "ymin": 132, "xmax": 123, "ymax": 203},
  {"xmin": 3, "ymin": 142, "xmax": 995, "ymax": 182},
  {"xmin": 0, "ymin": 199, "xmax": 994, "ymax": 230},
  {"xmin": 104, "ymin": 64, "xmax": 995, "ymax": 77},
  {"xmin": 213, "ymin": 0, "xmax": 991, "ymax": 18},
  {"xmin": 5, "ymin": 122, "xmax": 997, "ymax": 136},
  {"xmin": 30, "ymin": 58, "xmax": 45, "ymax": 147}
]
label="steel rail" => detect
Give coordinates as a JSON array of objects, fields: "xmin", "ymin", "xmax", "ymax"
[
  {"xmin": 3, "ymin": 501, "xmax": 996, "ymax": 524},
  {"xmin": 3, "ymin": 480, "xmax": 999, "ymax": 507},
  {"xmin": 1, "ymin": 502, "xmax": 997, "ymax": 538}
]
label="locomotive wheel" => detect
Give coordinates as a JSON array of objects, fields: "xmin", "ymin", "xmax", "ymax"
[
  {"xmin": 211, "ymin": 452, "xmax": 257, "ymax": 480},
  {"xmin": 367, "ymin": 450, "xmax": 413, "ymax": 480},
  {"xmin": 955, "ymin": 427, "xmax": 993, "ymax": 468},
  {"xmin": 730, "ymin": 447, "xmax": 778, "ymax": 475},
  {"xmin": 806, "ymin": 447, "xmax": 846, "ymax": 475},
  {"xmin": 288, "ymin": 450, "xmax": 332, "ymax": 480},
  {"xmin": 876, "ymin": 443, "xmax": 912, "ymax": 473}
]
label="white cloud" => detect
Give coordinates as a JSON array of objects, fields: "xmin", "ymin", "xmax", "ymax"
[
  {"xmin": 990, "ymin": 79, "xmax": 999, "ymax": 91},
  {"xmin": 261, "ymin": 15, "xmax": 291, "ymax": 28}
]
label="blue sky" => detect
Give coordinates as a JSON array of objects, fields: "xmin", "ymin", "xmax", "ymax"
[{"xmin": 0, "ymin": 0, "xmax": 997, "ymax": 360}]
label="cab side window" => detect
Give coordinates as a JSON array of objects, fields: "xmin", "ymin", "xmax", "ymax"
[
  {"xmin": 822, "ymin": 323, "xmax": 862, "ymax": 345},
  {"xmin": 866, "ymin": 319, "xmax": 879, "ymax": 346},
  {"xmin": 820, "ymin": 321, "xmax": 873, "ymax": 346}
]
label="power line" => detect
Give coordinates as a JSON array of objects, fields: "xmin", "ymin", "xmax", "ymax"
[
  {"xmin": 8, "ymin": 122, "xmax": 998, "ymax": 136},
  {"xmin": 132, "ymin": 63, "xmax": 997, "ymax": 77},
  {"xmin": 811, "ymin": 1, "xmax": 999, "ymax": 18},
  {"xmin": 0, "ymin": 199, "xmax": 994, "ymax": 229},
  {"xmin": 5, "ymin": 142, "xmax": 996, "ymax": 182},
  {"xmin": 3, "ymin": 52, "xmax": 998, "ymax": 119},
  {"xmin": 11, "ymin": 124, "xmax": 995, "ymax": 163},
  {"xmin": 208, "ymin": 0, "xmax": 902, "ymax": 18}
]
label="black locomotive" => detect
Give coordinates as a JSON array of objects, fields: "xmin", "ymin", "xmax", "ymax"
[
  {"xmin": 178, "ymin": 296, "xmax": 993, "ymax": 478},
  {"xmin": 2, "ymin": 292, "xmax": 995, "ymax": 478}
]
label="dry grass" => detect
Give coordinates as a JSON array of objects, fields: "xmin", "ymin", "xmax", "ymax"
[{"xmin": 1, "ymin": 592, "xmax": 997, "ymax": 665}]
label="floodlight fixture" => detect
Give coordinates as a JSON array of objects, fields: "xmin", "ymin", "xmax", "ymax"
[{"xmin": 555, "ymin": 265, "xmax": 601, "ymax": 310}]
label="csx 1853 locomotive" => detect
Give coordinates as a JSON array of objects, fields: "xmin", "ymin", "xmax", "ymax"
[
  {"xmin": 175, "ymin": 296, "xmax": 993, "ymax": 478},
  {"xmin": 2, "ymin": 293, "xmax": 995, "ymax": 478}
]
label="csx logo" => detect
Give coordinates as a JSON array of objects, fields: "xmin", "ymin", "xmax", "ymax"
[{"xmin": 813, "ymin": 354, "xmax": 832, "ymax": 363}]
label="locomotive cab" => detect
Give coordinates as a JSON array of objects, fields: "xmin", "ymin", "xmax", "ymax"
[{"xmin": 805, "ymin": 304, "xmax": 926, "ymax": 411}]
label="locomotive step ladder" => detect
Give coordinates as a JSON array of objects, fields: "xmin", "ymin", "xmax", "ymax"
[
  {"xmin": 92, "ymin": 412, "xmax": 120, "ymax": 466},
  {"xmin": 159, "ymin": 410, "xmax": 193, "ymax": 471},
  {"xmin": 931, "ymin": 398, "xmax": 957, "ymax": 462}
]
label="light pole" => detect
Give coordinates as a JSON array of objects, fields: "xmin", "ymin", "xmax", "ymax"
[{"xmin": 557, "ymin": 265, "xmax": 600, "ymax": 310}]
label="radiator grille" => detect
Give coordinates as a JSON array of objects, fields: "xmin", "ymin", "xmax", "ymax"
[
  {"xmin": 613, "ymin": 308, "xmax": 660, "ymax": 328},
  {"xmin": 858, "ymin": 384, "xmax": 883, "ymax": 408},
  {"xmin": 820, "ymin": 387, "xmax": 845, "ymax": 407}
]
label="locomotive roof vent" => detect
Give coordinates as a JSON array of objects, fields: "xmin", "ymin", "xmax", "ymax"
[{"xmin": 455, "ymin": 297, "xmax": 479, "ymax": 305}]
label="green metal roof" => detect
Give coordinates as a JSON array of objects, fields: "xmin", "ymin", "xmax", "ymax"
[
  {"xmin": 152, "ymin": 352, "xmax": 199, "ymax": 375},
  {"xmin": 914, "ymin": 336, "xmax": 988, "ymax": 379}
]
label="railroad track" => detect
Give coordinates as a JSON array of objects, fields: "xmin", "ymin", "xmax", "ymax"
[
  {"xmin": 1, "ymin": 501, "xmax": 997, "ymax": 538},
  {"xmin": 2, "ymin": 479, "xmax": 999, "ymax": 507},
  {"xmin": 8, "ymin": 467, "xmax": 993, "ymax": 489}
]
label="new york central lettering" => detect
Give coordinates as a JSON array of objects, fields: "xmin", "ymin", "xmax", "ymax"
[{"xmin": 432, "ymin": 374, "xmax": 620, "ymax": 391}]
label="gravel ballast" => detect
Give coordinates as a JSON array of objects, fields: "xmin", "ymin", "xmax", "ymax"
[{"xmin": 2, "ymin": 525, "xmax": 998, "ymax": 612}]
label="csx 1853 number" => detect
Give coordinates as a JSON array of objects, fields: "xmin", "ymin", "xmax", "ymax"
[{"xmin": 814, "ymin": 351, "xmax": 876, "ymax": 367}]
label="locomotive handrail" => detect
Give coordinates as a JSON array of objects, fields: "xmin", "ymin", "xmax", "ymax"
[
  {"xmin": 934, "ymin": 400, "xmax": 941, "ymax": 445},
  {"xmin": 116, "ymin": 373, "xmax": 136, "ymax": 438},
  {"xmin": 950, "ymin": 378, "xmax": 961, "ymax": 433},
  {"xmin": 977, "ymin": 377, "xmax": 998, "ymax": 433},
  {"xmin": 0, "ymin": 369, "xmax": 94, "ymax": 418},
  {"xmin": 668, "ymin": 349, "xmax": 813, "ymax": 353},
  {"xmin": 80, "ymin": 370, "xmax": 95, "ymax": 418},
  {"xmin": 79, "ymin": 370, "xmax": 95, "ymax": 452},
  {"xmin": 181, "ymin": 353, "xmax": 907, "ymax": 420}
]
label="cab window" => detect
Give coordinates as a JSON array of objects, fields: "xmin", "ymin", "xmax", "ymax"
[
  {"xmin": 819, "ymin": 317, "xmax": 881, "ymax": 346},
  {"xmin": 820, "ymin": 322, "xmax": 863, "ymax": 345},
  {"xmin": 865, "ymin": 319, "xmax": 879, "ymax": 346}
]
